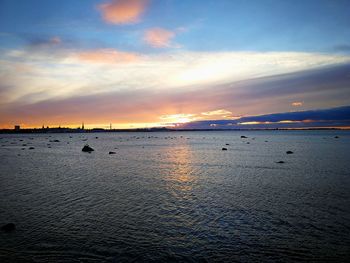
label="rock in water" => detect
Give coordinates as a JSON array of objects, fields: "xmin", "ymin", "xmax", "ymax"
[
  {"xmin": 1, "ymin": 223, "xmax": 16, "ymax": 232},
  {"xmin": 82, "ymin": 144, "xmax": 94, "ymax": 152},
  {"xmin": 241, "ymin": 136, "xmax": 248, "ymax": 138},
  {"xmin": 109, "ymin": 151, "xmax": 116, "ymax": 154},
  {"xmin": 286, "ymin": 151, "xmax": 294, "ymax": 154},
  {"xmin": 335, "ymin": 136, "xmax": 339, "ymax": 139},
  {"xmin": 276, "ymin": 161, "xmax": 285, "ymax": 164},
  {"xmin": 222, "ymin": 148, "xmax": 228, "ymax": 151}
]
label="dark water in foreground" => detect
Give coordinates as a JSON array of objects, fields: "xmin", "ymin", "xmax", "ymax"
[{"xmin": 1, "ymin": 130, "xmax": 350, "ymax": 262}]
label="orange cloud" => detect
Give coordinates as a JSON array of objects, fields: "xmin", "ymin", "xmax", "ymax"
[
  {"xmin": 201, "ymin": 109, "xmax": 232, "ymax": 116},
  {"xmin": 98, "ymin": 0, "xmax": 148, "ymax": 24},
  {"xmin": 76, "ymin": 49, "xmax": 140, "ymax": 64},
  {"xmin": 144, "ymin": 28, "xmax": 176, "ymax": 48},
  {"xmin": 291, "ymin": 101, "xmax": 303, "ymax": 106}
]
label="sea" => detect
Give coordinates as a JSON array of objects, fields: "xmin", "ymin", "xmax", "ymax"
[{"xmin": 0, "ymin": 130, "xmax": 350, "ymax": 262}]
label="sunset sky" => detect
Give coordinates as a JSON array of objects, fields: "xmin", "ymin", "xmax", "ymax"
[{"xmin": 1, "ymin": 0, "xmax": 350, "ymax": 129}]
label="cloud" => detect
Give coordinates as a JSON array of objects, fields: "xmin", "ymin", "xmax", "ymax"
[
  {"xmin": 179, "ymin": 106, "xmax": 350, "ymax": 129},
  {"xmin": 27, "ymin": 36, "xmax": 63, "ymax": 49},
  {"xmin": 98, "ymin": 0, "xmax": 148, "ymax": 24},
  {"xmin": 50, "ymin": 37, "xmax": 62, "ymax": 45},
  {"xmin": 76, "ymin": 49, "xmax": 140, "ymax": 64},
  {"xmin": 4, "ymin": 49, "xmax": 350, "ymax": 100},
  {"xmin": 237, "ymin": 105, "xmax": 350, "ymax": 123},
  {"xmin": 1, "ymin": 62, "xmax": 350, "ymax": 128},
  {"xmin": 2, "ymin": 48, "xmax": 350, "ymax": 127},
  {"xmin": 332, "ymin": 44, "xmax": 350, "ymax": 52},
  {"xmin": 157, "ymin": 109, "xmax": 236, "ymax": 125},
  {"xmin": 291, "ymin": 101, "xmax": 303, "ymax": 107},
  {"xmin": 144, "ymin": 28, "xmax": 177, "ymax": 48},
  {"xmin": 201, "ymin": 109, "xmax": 233, "ymax": 116}
]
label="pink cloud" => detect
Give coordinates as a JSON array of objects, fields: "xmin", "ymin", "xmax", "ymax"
[
  {"xmin": 98, "ymin": 0, "xmax": 148, "ymax": 24},
  {"xmin": 76, "ymin": 49, "xmax": 140, "ymax": 64},
  {"xmin": 144, "ymin": 28, "xmax": 177, "ymax": 48}
]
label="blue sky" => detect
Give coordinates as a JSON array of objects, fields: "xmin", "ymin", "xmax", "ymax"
[
  {"xmin": 0, "ymin": 0, "xmax": 350, "ymax": 128},
  {"xmin": 1, "ymin": 0, "xmax": 350, "ymax": 52}
]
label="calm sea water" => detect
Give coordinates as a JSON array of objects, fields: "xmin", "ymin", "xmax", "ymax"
[{"xmin": 1, "ymin": 130, "xmax": 350, "ymax": 262}]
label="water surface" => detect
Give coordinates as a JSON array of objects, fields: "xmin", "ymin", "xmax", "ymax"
[{"xmin": 1, "ymin": 131, "xmax": 350, "ymax": 262}]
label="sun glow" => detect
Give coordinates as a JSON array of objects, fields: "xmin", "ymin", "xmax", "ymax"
[{"xmin": 159, "ymin": 114, "xmax": 197, "ymax": 124}]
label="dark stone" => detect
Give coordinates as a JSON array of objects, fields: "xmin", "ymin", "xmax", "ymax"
[
  {"xmin": 246, "ymin": 142, "xmax": 250, "ymax": 144},
  {"xmin": 82, "ymin": 144, "xmax": 94, "ymax": 152},
  {"xmin": 222, "ymin": 148, "xmax": 228, "ymax": 151},
  {"xmin": 95, "ymin": 137, "xmax": 99, "ymax": 139},
  {"xmin": 241, "ymin": 136, "xmax": 248, "ymax": 138},
  {"xmin": 335, "ymin": 136, "xmax": 339, "ymax": 139},
  {"xmin": 286, "ymin": 151, "xmax": 294, "ymax": 154},
  {"xmin": 225, "ymin": 143, "xmax": 230, "ymax": 145},
  {"xmin": 276, "ymin": 161, "xmax": 285, "ymax": 164},
  {"xmin": 29, "ymin": 147, "xmax": 35, "ymax": 150},
  {"xmin": 109, "ymin": 151, "xmax": 116, "ymax": 154},
  {"xmin": 1, "ymin": 223, "xmax": 16, "ymax": 232}
]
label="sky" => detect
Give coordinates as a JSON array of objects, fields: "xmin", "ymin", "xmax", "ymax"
[{"xmin": 0, "ymin": 0, "xmax": 350, "ymax": 129}]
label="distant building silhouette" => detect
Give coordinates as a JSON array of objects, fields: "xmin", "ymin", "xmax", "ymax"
[
  {"xmin": 82, "ymin": 122, "xmax": 85, "ymax": 130},
  {"xmin": 14, "ymin": 125, "xmax": 20, "ymax": 131}
]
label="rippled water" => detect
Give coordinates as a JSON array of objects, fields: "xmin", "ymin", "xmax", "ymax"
[{"xmin": 1, "ymin": 131, "xmax": 350, "ymax": 262}]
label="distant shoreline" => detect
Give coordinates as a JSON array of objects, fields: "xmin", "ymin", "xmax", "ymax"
[{"xmin": 0, "ymin": 127, "xmax": 349, "ymax": 134}]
